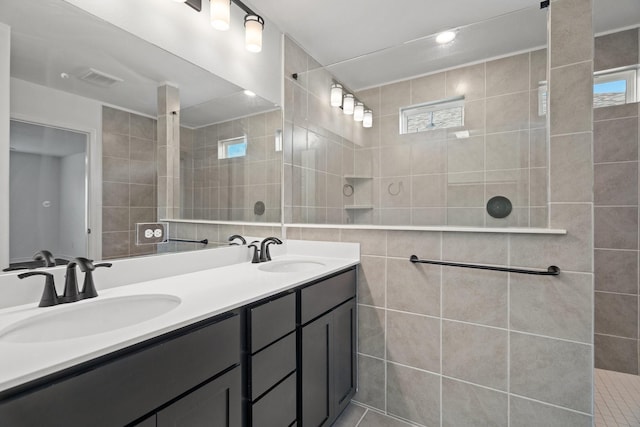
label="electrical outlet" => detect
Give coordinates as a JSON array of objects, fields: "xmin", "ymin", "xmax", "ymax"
[{"xmin": 136, "ymin": 222, "xmax": 169, "ymax": 245}]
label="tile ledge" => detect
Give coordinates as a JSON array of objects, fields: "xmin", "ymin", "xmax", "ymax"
[
  {"xmin": 285, "ymin": 223, "xmax": 567, "ymax": 235},
  {"xmin": 161, "ymin": 219, "xmax": 279, "ymax": 227}
]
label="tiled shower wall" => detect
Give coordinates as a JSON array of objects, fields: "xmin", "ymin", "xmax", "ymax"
[
  {"xmin": 181, "ymin": 110, "xmax": 283, "ymax": 223},
  {"xmin": 101, "ymin": 106, "xmax": 158, "ymax": 260},
  {"xmin": 284, "ymin": 42, "xmax": 549, "ymax": 227},
  {"xmin": 593, "ymin": 28, "xmax": 640, "ymax": 375},
  {"xmin": 351, "ymin": 50, "xmax": 547, "ymax": 227},
  {"xmin": 285, "ymin": 0, "xmax": 594, "ymax": 424}
]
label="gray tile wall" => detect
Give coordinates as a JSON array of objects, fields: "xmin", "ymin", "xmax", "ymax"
[
  {"xmin": 181, "ymin": 110, "xmax": 282, "ymax": 223},
  {"xmin": 102, "ymin": 106, "xmax": 157, "ymax": 260},
  {"xmin": 284, "ymin": 0, "xmax": 595, "ymax": 425},
  {"xmin": 593, "ymin": 28, "xmax": 640, "ymax": 375},
  {"xmin": 284, "ymin": 41, "xmax": 549, "ymax": 227}
]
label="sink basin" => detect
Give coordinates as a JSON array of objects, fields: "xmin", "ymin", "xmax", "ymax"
[
  {"xmin": 258, "ymin": 260, "xmax": 326, "ymax": 273},
  {"xmin": 0, "ymin": 294, "xmax": 181, "ymax": 343}
]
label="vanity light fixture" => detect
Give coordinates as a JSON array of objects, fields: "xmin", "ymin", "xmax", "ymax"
[
  {"xmin": 436, "ymin": 30, "xmax": 456, "ymax": 44},
  {"xmin": 330, "ymin": 83, "xmax": 343, "ymax": 107},
  {"xmin": 353, "ymin": 102, "xmax": 364, "ymax": 121},
  {"xmin": 178, "ymin": 0, "xmax": 264, "ymax": 52},
  {"xmin": 343, "ymin": 94, "xmax": 355, "ymax": 115},
  {"xmin": 244, "ymin": 14, "xmax": 264, "ymax": 53},
  {"xmin": 210, "ymin": 0, "xmax": 230, "ymax": 30},
  {"xmin": 363, "ymin": 110, "xmax": 373, "ymax": 128}
]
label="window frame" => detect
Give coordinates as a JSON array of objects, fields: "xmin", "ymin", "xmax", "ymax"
[
  {"xmin": 217, "ymin": 135, "xmax": 248, "ymax": 160},
  {"xmin": 399, "ymin": 96, "xmax": 465, "ymax": 135}
]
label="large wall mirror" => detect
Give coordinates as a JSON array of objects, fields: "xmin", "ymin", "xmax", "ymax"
[
  {"xmin": 1, "ymin": 0, "xmax": 283, "ymax": 268},
  {"xmin": 283, "ymin": 1, "xmax": 639, "ymax": 228}
]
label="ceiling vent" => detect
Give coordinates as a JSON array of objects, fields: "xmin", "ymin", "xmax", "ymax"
[{"xmin": 78, "ymin": 68, "xmax": 123, "ymax": 87}]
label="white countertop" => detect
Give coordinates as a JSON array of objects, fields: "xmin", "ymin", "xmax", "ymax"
[{"xmin": 0, "ymin": 242, "xmax": 359, "ymax": 394}]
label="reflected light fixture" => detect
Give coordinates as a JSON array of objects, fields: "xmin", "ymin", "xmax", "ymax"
[
  {"xmin": 353, "ymin": 102, "xmax": 364, "ymax": 121},
  {"xmin": 210, "ymin": 0, "xmax": 230, "ymax": 30},
  {"xmin": 436, "ymin": 30, "xmax": 456, "ymax": 44},
  {"xmin": 343, "ymin": 94, "xmax": 355, "ymax": 115},
  {"xmin": 363, "ymin": 110, "xmax": 373, "ymax": 128},
  {"xmin": 244, "ymin": 14, "xmax": 264, "ymax": 52},
  {"xmin": 330, "ymin": 83, "xmax": 343, "ymax": 107}
]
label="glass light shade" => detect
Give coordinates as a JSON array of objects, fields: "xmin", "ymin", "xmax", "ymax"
[
  {"xmin": 343, "ymin": 94, "xmax": 355, "ymax": 115},
  {"xmin": 210, "ymin": 0, "xmax": 230, "ymax": 31},
  {"xmin": 245, "ymin": 15, "xmax": 264, "ymax": 53},
  {"xmin": 353, "ymin": 102, "xmax": 364, "ymax": 121},
  {"xmin": 363, "ymin": 110, "xmax": 373, "ymax": 128},
  {"xmin": 330, "ymin": 84, "xmax": 343, "ymax": 107}
]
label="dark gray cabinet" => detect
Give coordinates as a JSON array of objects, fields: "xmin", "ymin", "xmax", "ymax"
[
  {"xmin": 157, "ymin": 367, "xmax": 241, "ymax": 427},
  {"xmin": 246, "ymin": 291, "xmax": 297, "ymax": 427},
  {"xmin": 0, "ymin": 266, "xmax": 357, "ymax": 427},
  {"xmin": 0, "ymin": 313, "xmax": 241, "ymax": 427},
  {"xmin": 299, "ymin": 269, "xmax": 357, "ymax": 427}
]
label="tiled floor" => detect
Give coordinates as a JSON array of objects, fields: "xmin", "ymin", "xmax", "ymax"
[
  {"xmin": 334, "ymin": 369, "xmax": 640, "ymax": 427},
  {"xmin": 595, "ymin": 369, "xmax": 640, "ymax": 427}
]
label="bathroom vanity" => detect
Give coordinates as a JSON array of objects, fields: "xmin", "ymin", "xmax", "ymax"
[{"xmin": 0, "ymin": 242, "xmax": 359, "ymax": 426}]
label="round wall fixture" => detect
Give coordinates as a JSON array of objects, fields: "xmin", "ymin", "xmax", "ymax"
[
  {"xmin": 254, "ymin": 201, "xmax": 265, "ymax": 216},
  {"xmin": 486, "ymin": 196, "xmax": 512, "ymax": 219}
]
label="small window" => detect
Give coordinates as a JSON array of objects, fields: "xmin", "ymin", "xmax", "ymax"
[
  {"xmin": 399, "ymin": 97, "xmax": 464, "ymax": 134},
  {"xmin": 218, "ymin": 136, "xmax": 247, "ymax": 159},
  {"xmin": 593, "ymin": 69, "xmax": 636, "ymax": 108},
  {"xmin": 538, "ymin": 66, "xmax": 638, "ymax": 115}
]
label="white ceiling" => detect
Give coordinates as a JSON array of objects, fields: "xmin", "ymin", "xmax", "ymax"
[
  {"xmin": 1, "ymin": 0, "xmax": 276, "ymax": 128},
  {"xmin": 249, "ymin": 0, "xmax": 640, "ymax": 90}
]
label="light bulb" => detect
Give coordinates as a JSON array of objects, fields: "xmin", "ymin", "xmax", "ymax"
[
  {"xmin": 363, "ymin": 110, "xmax": 373, "ymax": 128},
  {"xmin": 436, "ymin": 31, "xmax": 456, "ymax": 44},
  {"xmin": 353, "ymin": 102, "xmax": 364, "ymax": 121},
  {"xmin": 210, "ymin": 0, "xmax": 230, "ymax": 31},
  {"xmin": 343, "ymin": 94, "xmax": 354, "ymax": 115},
  {"xmin": 330, "ymin": 83, "xmax": 343, "ymax": 107},
  {"xmin": 245, "ymin": 15, "xmax": 264, "ymax": 53}
]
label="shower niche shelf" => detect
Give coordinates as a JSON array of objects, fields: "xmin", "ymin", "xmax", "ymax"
[
  {"xmin": 344, "ymin": 175, "xmax": 373, "ymax": 180},
  {"xmin": 344, "ymin": 205, "xmax": 374, "ymax": 210}
]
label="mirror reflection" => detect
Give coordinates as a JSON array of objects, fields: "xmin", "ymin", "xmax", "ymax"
[
  {"xmin": 2, "ymin": 0, "xmax": 282, "ymax": 268},
  {"xmin": 284, "ymin": 3, "xmax": 639, "ymax": 228}
]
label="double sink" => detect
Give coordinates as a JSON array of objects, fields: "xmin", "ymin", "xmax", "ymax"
[{"xmin": 0, "ymin": 259, "xmax": 326, "ymax": 345}]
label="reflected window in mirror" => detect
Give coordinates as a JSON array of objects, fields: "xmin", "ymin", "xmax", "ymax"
[{"xmin": 218, "ymin": 136, "xmax": 248, "ymax": 159}]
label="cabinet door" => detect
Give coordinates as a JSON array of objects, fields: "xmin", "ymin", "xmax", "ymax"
[
  {"xmin": 301, "ymin": 312, "xmax": 331, "ymax": 427},
  {"xmin": 332, "ymin": 299, "xmax": 356, "ymax": 418},
  {"xmin": 157, "ymin": 367, "xmax": 241, "ymax": 427}
]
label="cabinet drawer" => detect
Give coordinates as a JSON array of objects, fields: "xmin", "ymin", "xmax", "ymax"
[
  {"xmin": 252, "ymin": 373, "xmax": 297, "ymax": 427},
  {"xmin": 300, "ymin": 269, "xmax": 356, "ymax": 324},
  {"xmin": 250, "ymin": 292, "xmax": 296, "ymax": 351},
  {"xmin": 250, "ymin": 332, "xmax": 296, "ymax": 400},
  {"xmin": 0, "ymin": 313, "xmax": 240, "ymax": 427}
]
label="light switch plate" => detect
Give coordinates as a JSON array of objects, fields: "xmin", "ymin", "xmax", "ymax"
[{"xmin": 136, "ymin": 222, "xmax": 169, "ymax": 245}]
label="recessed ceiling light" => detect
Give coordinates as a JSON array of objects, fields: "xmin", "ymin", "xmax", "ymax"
[
  {"xmin": 436, "ymin": 31, "xmax": 456, "ymax": 44},
  {"xmin": 244, "ymin": 90, "xmax": 256, "ymax": 97}
]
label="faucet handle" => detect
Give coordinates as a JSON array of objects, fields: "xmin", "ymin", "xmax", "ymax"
[
  {"xmin": 18, "ymin": 271, "xmax": 59, "ymax": 307},
  {"xmin": 74, "ymin": 258, "xmax": 111, "ymax": 300}
]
